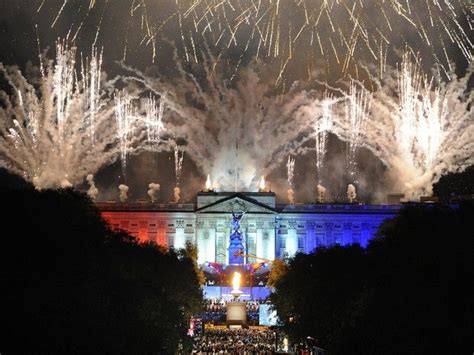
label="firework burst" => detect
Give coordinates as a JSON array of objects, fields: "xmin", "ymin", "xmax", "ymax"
[
  {"xmin": 0, "ymin": 42, "xmax": 165, "ymax": 188},
  {"xmin": 39, "ymin": 0, "xmax": 473, "ymax": 82},
  {"xmin": 329, "ymin": 54, "xmax": 474, "ymax": 198}
]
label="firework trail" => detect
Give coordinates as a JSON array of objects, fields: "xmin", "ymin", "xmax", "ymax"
[
  {"xmin": 345, "ymin": 82, "xmax": 371, "ymax": 183},
  {"xmin": 114, "ymin": 92, "xmax": 167, "ymax": 175},
  {"xmin": 0, "ymin": 42, "xmax": 165, "ymax": 189},
  {"xmin": 287, "ymin": 155, "xmax": 296, "ymax": 204},
  {"xmin": 174, "ymin": 145, "xmax": 184, "ymax": 186},
  {"xmin": 114, "ymin": 92, "xmax": 135, "ymax": 174},
  {"xmin": 144, "ymin": 94, "xmax": 165, "ymax": 149},
  {"xmin": 40, "ymin": 0, "xmax": 472, "ymax": 81},
  {"xmin": 315, "ymin": 93, "xmax": 335, "ymax": 183},
  {"xmin": 287, "ymin": 155, "xmax": 296, "ymax": 188},
  {"xmin": 182, "ymin": 0, "xmax": 473, "ymax": 80},
  {"xmin": 173, "ymin": 144, "xmax": 184, "ymax": 201}
]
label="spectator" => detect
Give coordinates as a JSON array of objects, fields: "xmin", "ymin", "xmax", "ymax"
[{"xmin": 192, "ymin": 328, "xmax": 276, "ymax": 354}]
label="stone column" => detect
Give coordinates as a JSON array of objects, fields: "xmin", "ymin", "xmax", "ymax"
[
  {"xmin": 138, "ymin": 220, "xmax": 148, "ymax": 243},
  {"xmin": 286, "ymin": 228, "xmax": 298, "ymax": 257},
  {"xmin": 157, "ymin": 220, "xmax": 166, "ymax": 247},
  {"xmin": 174, "ymin": 228, "xmax": 185, "ymax": 249},
  {"xmin": 255, "ymin": 221, "xmax": 264, "ymax": 261},
  {"xmin": 196, "ymin": 227, "xmax": 206, "ymax": 264},
  {"xmin": 343, "ymin": 223, "xmax": 352, "ymax": 246},
  {"xmin": 207, "ymin": 226, "xmax": 216, "ymax": 262},
  {"xmin": 266, "ymin": 225, "xmax": 276, "ymax": 261},
  {"xmin": 361, "ymin": 223, "xmax": 371, "ymax": 248},
  {"xmin": 305, "ymin": 222, "xmax": 316, "ymax": 253},
  {"xmin": 324, "ymin": 222, "xmax": 334, "ymax": 246}
]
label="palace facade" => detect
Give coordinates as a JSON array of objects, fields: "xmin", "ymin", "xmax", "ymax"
[{"xmin": 98, "ymin": 192, "xmax": 401, "ymax": 265}]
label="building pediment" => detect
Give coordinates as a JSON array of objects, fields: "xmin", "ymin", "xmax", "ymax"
[{"xmin": 196, "ymin": 193, "xmax": 277, "ymax": 214}]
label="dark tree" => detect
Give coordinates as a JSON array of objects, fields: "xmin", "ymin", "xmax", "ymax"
[
  {"xmin": 0, "ymin": 174, "xmax": 202, "ymax": 353},
  {"xmin": 271, "ymin": 203, "xmax": 474, "ymax": 354},
  {"xmin": 433, "ymin": 165, "xmax": 474, "ymax": 201},
  {"xmin": 356, "ymin": 203, "xmax": 474, "ymax": 355},
  {"xmin": 270, "ymin": 245, "xmax": 367, "ymax": 351},
  {"xmin": 0, "ymin": 167, "xmax": 31, "ymax": 189}
]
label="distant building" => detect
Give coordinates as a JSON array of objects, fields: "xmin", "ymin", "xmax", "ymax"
[{"xmin": 98, "ymin": 192, "xmax": 401, "ymax": 265}]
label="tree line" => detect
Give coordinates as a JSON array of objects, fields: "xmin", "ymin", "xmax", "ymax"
[
  {"xmin": 271, "ymin": 202, "xmax": 474, "ymax": 354},
  {"xmin": 0, "ymin": 173, "xmax": 203, "ymax": 353}
]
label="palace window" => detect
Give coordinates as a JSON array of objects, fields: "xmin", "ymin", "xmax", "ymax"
[
  {"xmin": 277, "ymin": 235, "xmax": 285, "ymax": 250},
  {"xmin": 297, "ymin": 236, "xmax": 304, "ymax": 249}
]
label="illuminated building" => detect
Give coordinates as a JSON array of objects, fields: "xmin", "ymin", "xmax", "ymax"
[{"xmin": 98, "ymin": 192, "xmax": 401, "ymax": 264}]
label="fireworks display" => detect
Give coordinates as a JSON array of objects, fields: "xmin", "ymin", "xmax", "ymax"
[
  {"xmin": 369, "ymin": 55, "xmax": 473, "ymax": 197},
  {"xmin": 174, "ymin": 145, "xmax": 184, "ymax": 186},
  {"xmin": 37, "ymin": 0, "xmax": 472, "ymax": 81},
  {"xmin": 126, "ymin": 57, "xmax": 317, "ymax": 191},
  {"xmin": 287, "ymin": 155, "xmax": 296, "ymax": 189},
  {"xmin": 0, "ymin": 42, "xmax": 164, "ymax": 189},
  {"xmin": 324, "ymin": 53, "xmax": 473, "ymax": 197},
  {"xmin": 315, "ymin": 93, "xmax": 335, "ymax": 184},
  {"xmin": 0, "ymin": 42, "xmax": 116, "ymax": 189},
  {"xmin": 287, "ymin": 155, "xmax": 296, "ymax": 204},
  {"xmin": 0, "ymin": 1, "xmax": 472, "ymax": 201},
  {"xmin": 345, "ymin": 81, "xmax": 371, "ymax": 183}
]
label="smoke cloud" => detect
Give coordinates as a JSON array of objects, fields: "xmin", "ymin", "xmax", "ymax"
[
  {"xmin": 118, "ymin": 184, "xmax": 129, "ymax": 202},
  {"xmin": 86, "ymin": 174, "xmax": 99, "ymax": 200},
  {"xmin": 147, "ymin": 182, "xmax": 160, "ymax": 202},
  {"xmin": 130, "ymin": 58, "xmax": 320, "ymax": 192},
  {"xmin": 173, "ymin": 186, "xmax": 181, "ymax": 203},
  {"xmin": 316, "ymin": 184, "xmax": 327, "ymax": 203},
  {"xmin": 347, "ymin": 184, "xmax": 357, "ymax": 203},
  {"xmin": 287, "ymin": 188, "xmax": 295, "ymax": 205}
]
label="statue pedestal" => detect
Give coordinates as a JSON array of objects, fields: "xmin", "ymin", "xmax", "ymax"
[
  {"xmin": 228, "ymin": 232, "xmax": 245, "ymax": 264},
  {"xmin": 226, "ymin": 301, "xmax": 247, "ymax": 327},
  {"xmin": 229, "ymin": 212, "xmax": 246, "ymax": 264},
  {"xmin": 227, "ymin": 289, "xmax": 246, "ymax": 327}
]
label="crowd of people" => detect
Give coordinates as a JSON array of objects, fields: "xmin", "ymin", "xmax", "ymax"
[{"xmin": 192, "ymin": 328, "xmax": 276, "ymax": 354}]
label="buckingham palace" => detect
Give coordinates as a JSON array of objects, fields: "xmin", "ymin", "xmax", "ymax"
[{"xmin": 98, "ymin": 192, "xmax": 401, "ymax": 265}]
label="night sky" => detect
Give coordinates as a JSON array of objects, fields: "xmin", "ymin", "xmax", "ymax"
[{"xmin": 0, "ymin": 1, "xmax": 471, "ymax": 203}]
